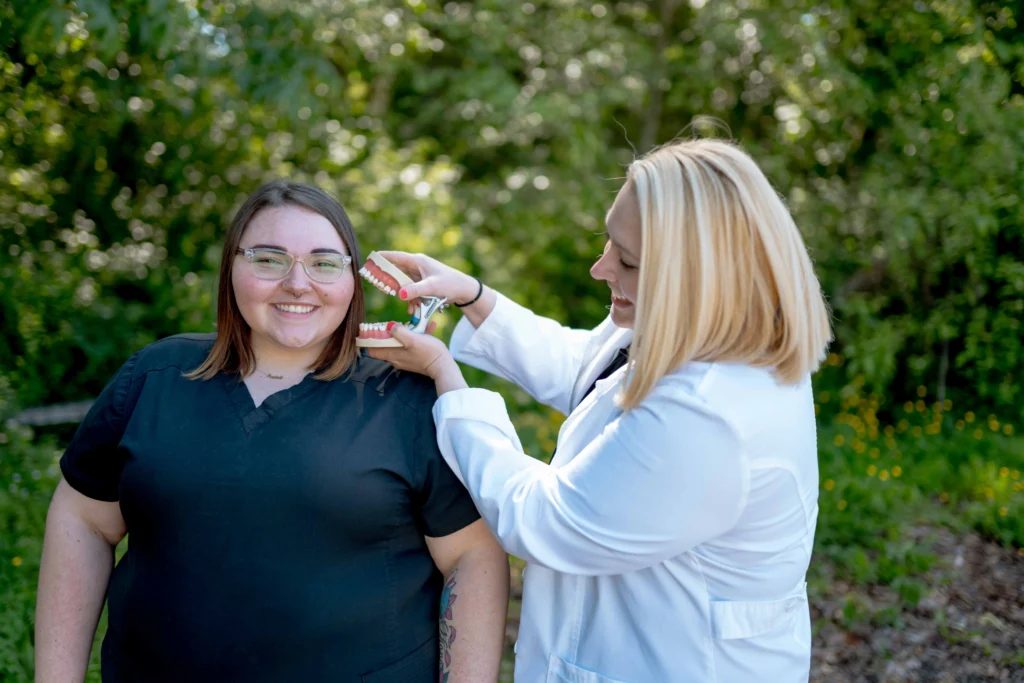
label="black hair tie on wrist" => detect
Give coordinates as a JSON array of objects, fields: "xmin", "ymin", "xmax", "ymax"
[{"xmin": 454, "ymin": 277, "xmax": 484, "ymax": 308}]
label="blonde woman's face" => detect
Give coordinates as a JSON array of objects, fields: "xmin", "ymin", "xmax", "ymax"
[{"xmin": 591, "ymin": 186, "xmax": 641, "ymax": 329}]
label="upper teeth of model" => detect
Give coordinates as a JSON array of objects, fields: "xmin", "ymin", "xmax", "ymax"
[
  {"xmin": 358, "ymin": 267, "xmax": 396, "ymax": 296},
  {"xmin": 275, "ymin": 304, "xmax": 314, "ymax": 313}
]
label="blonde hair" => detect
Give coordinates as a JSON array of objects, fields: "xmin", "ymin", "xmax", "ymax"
[{"xmin": 619, "ymin": 138, "xmax": 832, "ymax": 411}]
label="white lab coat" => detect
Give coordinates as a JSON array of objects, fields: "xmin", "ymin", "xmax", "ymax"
[{"xmin": 433, "ymin": 293, "xmax": 819, "ymax": 683}]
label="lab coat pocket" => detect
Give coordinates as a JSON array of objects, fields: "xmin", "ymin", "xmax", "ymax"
[
  {"xmin": 709, "ymin": 583, "xmax": 808, "ymax": 640},
  {"xmin": 546, "ymin": 654, "xmax": 630, "ymax": 683}
]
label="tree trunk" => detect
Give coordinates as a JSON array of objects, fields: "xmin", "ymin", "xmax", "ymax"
[{"xmin": 640, "ymin": 0, "xmax": 680, "ymax": 153}]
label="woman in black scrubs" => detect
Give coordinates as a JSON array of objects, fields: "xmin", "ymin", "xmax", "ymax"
[{"xmin": 34, "ymin": 181, "xmax": 508, "ymax": 683}]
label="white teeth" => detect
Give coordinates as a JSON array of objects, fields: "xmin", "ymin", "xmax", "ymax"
[
  {"xmin": 358, "ymin": 269, "xmax": 397, "ymax": 297},
  {"xmin": 274, "ymin": 304, "xmax": 315, "ymax": 314},
  {"xmin": 360, "ymin": 322, "xmax": 388, "ymax": 335}
]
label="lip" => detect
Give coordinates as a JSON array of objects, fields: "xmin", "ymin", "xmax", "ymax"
[{"xmin": 611, "ymin": 294, "xmax": 633, "ymax": 307}]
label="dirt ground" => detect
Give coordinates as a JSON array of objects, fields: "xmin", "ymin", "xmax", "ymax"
[
  {"xmin": 500, "ymin": 527, "xmax": 1024, "ymax": 682},
  {"xmin": 811, "ymin": 527, "xmax": 1024, "ymax": 682}
]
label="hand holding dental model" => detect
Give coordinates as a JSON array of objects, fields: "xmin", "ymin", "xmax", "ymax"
[
  {"xmin": 355, "ymin": 251, "xmax": 448, "ymax": 347},
  {"xmin": 361, "ymin": 251, "xmax": 494, "ymax": 393}
]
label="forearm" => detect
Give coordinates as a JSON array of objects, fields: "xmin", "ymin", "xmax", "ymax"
[
  {"xmin": 438, "ymin": 548, "xmax": 510, "ymax": 683},
  {"xmin": 432, "ymin": 356, "xmax": 469, "ymax": 397},
  {"xmin": 448, "ymin": 292, "xmax": 595, "ymax": 415},
  {"xmin": 456, "ymin": 283, "xmax": 498, "ymax": 329},
  {"xmin": 35, "ymin": 510, "xmax": 116, "ymax": 683}
]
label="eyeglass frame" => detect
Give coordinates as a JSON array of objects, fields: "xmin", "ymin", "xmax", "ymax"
[{"xmin": 235, "ymin": 247, "xmax": 354, "ymax": 284}]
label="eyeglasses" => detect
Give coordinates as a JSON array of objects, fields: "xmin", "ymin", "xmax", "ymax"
[{"xmin": 236, "ymin": 247, "xmax": 353, "ymax": 284}]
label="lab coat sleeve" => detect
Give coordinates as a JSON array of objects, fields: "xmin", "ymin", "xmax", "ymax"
[
  {"xmin": 432, "ymin": 384, "xmax": 750, "ymax": 576},
  {"xmin": 448, "ymin": 292, "xmax": 595, "ymax": 416}
]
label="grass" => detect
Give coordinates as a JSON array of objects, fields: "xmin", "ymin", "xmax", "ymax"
[{"xmin": 2, "ymin": 362, "xmax": 1023, "ymax": 681}]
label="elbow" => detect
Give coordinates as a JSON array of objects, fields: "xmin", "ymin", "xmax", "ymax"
[
  {"xmin": 496, "ymin": 519, "xmax": 682, "ymax": 577},
  {"xmin": 455, "ymin": 539, "xmax": 511, "ymax": 590},
  {"xmin": 462, "ymin": 537, "xmax": 510, "ymax": 573}
]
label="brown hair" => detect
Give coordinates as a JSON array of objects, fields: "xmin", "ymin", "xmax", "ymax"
[{"xmin": 187, "ymin": 180, "xmax": 365, "ymax": 382}]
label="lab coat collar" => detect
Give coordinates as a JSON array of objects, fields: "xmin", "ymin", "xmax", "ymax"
[{"xmin": 568, "ymin": 317, "xmax": 633, "ymax": 411}]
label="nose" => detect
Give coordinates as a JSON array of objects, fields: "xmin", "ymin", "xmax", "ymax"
[
  {"xmin": 590, "ymin": 243, "xmax": 614, "ymax": 283},
  {"xmin": 281, "ymin": 261, "xmax": 313, "ymax": 296}
]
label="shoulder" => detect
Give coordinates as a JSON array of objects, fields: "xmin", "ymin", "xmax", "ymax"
[
  {"xmin": 131, "ymin": 332, "xmax": 217, "ymax": 377},
  {"xmin": 341, "ymin": 352, "xmax": 436, "ymax": 415},
  {"xmin": 665, "ymin": 362, "xmax": 815, "ymax": 449},
  {"xmin": 657, "ymin": 361, "xmax": 811, "ymax": 408},
  {"xmin": 629, "ymin": 363, "xmax": 746, "ymax": 450},
  {"xmin": 641, "ymin": 362, "xmax": 808, "ymax": 436}
]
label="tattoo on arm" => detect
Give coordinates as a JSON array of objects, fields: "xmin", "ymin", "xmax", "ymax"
[{"xmin": 439, "ymin": 568, "xmax": 458, "ymax": 683}]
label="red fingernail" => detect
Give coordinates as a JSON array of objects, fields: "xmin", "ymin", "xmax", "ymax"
[
  {"xmin": 399, "ymin": 289, "xmax": 408, "ymax": 300},
  {"xmin": 386, "ymin": 321, "xmax": 397, "ymax": 332}
]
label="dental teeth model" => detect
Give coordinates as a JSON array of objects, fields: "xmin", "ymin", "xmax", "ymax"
[{"xmin": 356, "ymin": 252, "xmax": 447, "ymax": 348}]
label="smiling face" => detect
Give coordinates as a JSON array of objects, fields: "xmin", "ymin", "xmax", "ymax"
[
  {"xmin": 590, "ymin": 183, "xmax": 642, "ymax": 329},
  {"xmin": 231, "ymin": 205, "xmax": 355, "ymax": 363}
]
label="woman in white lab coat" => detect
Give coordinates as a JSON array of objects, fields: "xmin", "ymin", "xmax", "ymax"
[{"xmin": 370, "ymin": 138, "xmax": 832, "ymax": 683}]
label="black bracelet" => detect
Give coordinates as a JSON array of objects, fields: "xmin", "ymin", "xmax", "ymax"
[{"xmin": 454, "ymin": 277, "xmax": 484, "ymax": 307}]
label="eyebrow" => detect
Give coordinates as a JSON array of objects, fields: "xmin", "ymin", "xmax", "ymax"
[
  {"xmin": 246, "ymin": 243, "xmax": 346, "ymax": 255},
  {"xmin": 603, "ymin": 230, "xmax": 638, "ymax": 262}
]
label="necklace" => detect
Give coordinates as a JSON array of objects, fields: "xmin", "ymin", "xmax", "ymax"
[
  {"xmin": 253, "ymin": 368, "xmax": 306, "ymax": 381},
  {"xmin": 256, "ymin": 370, "xmax": 285, "ymax": 380}
]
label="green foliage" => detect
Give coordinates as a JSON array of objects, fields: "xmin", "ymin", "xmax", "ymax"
[
  {"xmin": 0, "ymin": 379, "xmax": 62, "ymax": 681},
  {"xmin": 813, "ymin": 363, "xmax": 1024, "ymax": 596},
  {"xmin": 1, "ymin": 0, "xmax": 1022, "ymax": 419},
  {"xmin": 2, "ymin": 0, "xmax": 1023, "ymax": 680}
]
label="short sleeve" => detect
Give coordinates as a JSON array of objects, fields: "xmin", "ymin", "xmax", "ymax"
[
  {"xmin": 412, "ymin": 392, "xmax": 481, "ymax": 538},
  {"xmin": 59, "ymin": 353, "xmax": 141, "ymax": 502}
]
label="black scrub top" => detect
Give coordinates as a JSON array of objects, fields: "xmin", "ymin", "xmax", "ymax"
[{"xmin": 60, "ymin": 333, "xmax": 481, "ymax": 683}]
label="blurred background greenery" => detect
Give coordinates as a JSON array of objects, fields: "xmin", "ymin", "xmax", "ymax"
[{"xmin": 1, "ymin": 0, "xmax": 1022, "ymax": 680}]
